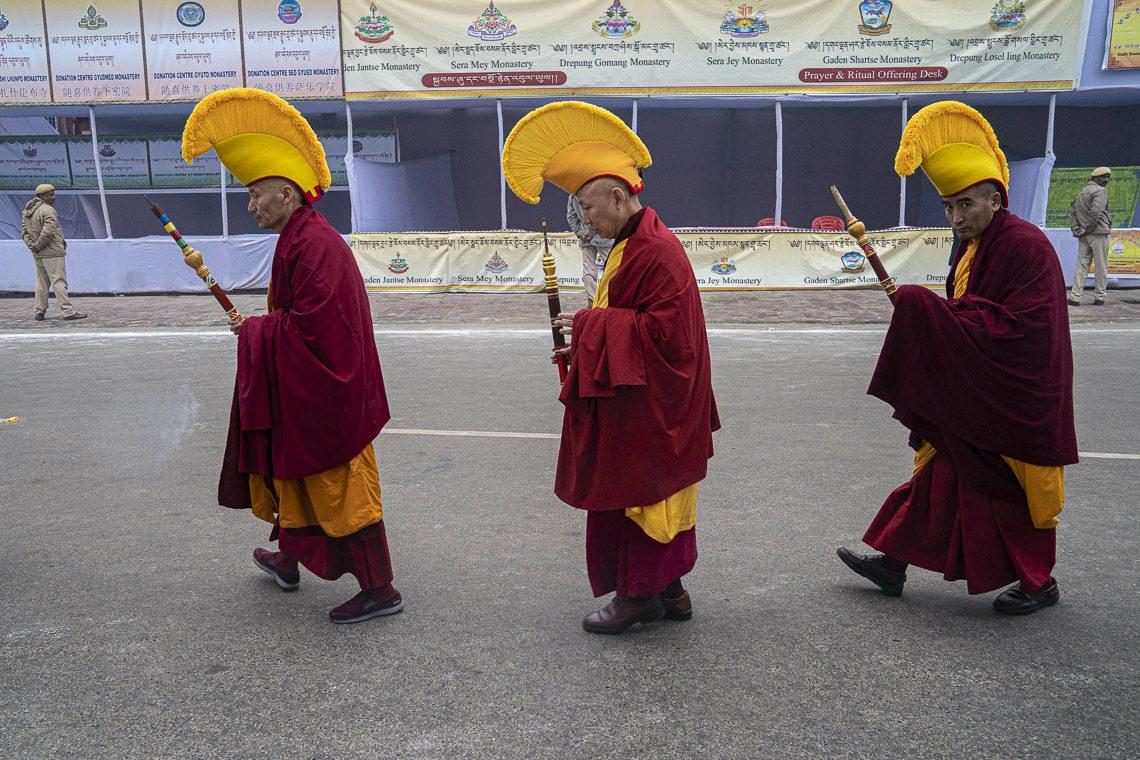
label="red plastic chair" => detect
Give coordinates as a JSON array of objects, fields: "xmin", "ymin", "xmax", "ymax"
[
  {"xmin": 755, "ymin": 217, "xmax": 788, "ymax": 227},
  {"xmin": 810, "ymin": 215, "xmax": 846, "ymax": 231}
]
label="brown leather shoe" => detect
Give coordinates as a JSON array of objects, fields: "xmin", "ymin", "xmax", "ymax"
[
  {"xmin": 582, "ymin": 595, "xmax": 664, "ymax": 635},
  {"xmin": 662, "ymin": 591, "xmax": 693, "ymax": 621}
]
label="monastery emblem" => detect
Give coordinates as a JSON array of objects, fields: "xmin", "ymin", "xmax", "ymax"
[
  {"xmin": 484, "ymin": 252, "xmax": 509, "ymax": 273},
  {"xmin": 721, "ymin": 5, "xmax": 769, "ymax": 38},
  {"xmin": 857, "ymin": 0, "xmax": 892, "ymax": 36},
  {"xmin": 177, "ymin": 2, "xmax": 206, "ymax": 28},
  {"xmin": 278, "ymin": 0, "xmax": 303, "ymax": 25},
  {"xmin": 989, "ymin": 0, "xmax": 1027, "ymax": 32},
  {"xmin": 594, "ymin": 1, "xmax": 640, "ymax": 39},
  {"xmin": 79, "ymin": 5, "xmax": 109, "ymax": 31},
  {"xmin": 355, "ymin": 3, "xmax": 395, "ymax": 44},
  {"xmin": 711, "ymin": 257, "xmax": 738, "ymax": 275}
]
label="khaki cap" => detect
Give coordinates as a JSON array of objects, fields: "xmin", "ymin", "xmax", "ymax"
[
  {"xmin": 1091, "ymin": 167, "xmax": 1112, "ymax": 178},
  {"xmin": 34, "ymin": 183, "xmax": 55, "ymax": 195}
]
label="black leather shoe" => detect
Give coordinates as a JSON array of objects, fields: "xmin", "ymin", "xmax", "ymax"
[
  {"xmin": 993, "ymin": 578, "xmax": 1060, "ymax": 615},
  {"xmin": 33, "ymin": 313, "xmax": 44, "ymax": 321},
  {"xmin": 837, "ymin": 547, "xmax": 906, "ymax": 597},
  {"xmin": 582, "ymin": 595, "xmax": 664, "ymax": 634},
  {"xmin": 1093, "ymin": 299, "xmax": 1105, "ymax": 306},
  {"xmin": 1067, "ymin": 299, "xmax": 1080, "ymax": 307}
]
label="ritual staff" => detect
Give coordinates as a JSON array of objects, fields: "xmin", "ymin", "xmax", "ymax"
[
  {"xmin": 502, "ymin": 102, "xmax": 719, "ymax": 634},
  {"xmin": 182, "ymin": 88, "xmax": 401, "ymax": 624},
  {"xmin": 837, "ymin": 101, "xmax": 1077, "ymax": 615}
]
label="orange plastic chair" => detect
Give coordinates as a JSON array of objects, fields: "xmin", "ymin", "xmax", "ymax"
[
  {"xmin": 811, "ymin": 215, "xmax": 846, "ymax": 231},
  {"xmin": 755, "ymin": 217, "xmax": 788, "ymax": 227}
]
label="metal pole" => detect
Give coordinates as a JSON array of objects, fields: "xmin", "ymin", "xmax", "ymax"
[
  {"xmin": 497, "ymin": 98, "xmax": 507, "ymax": 230},
  {"xmin": 774, "ymin": 100, "xmax": 783, "ymax": 227},
  {"xmin": 632, "ymin": 97, "xmax": 639, "ymax": 133},
  {"xmin": 1045, "ymin": 93, "xmax": 1056, "ymax": 157},
  {"xmin": 345, "ymin": 100, "xmax": 356, "ymax": 234},
  {"xmin": 898, "ymin": 98, "xmax": 908, "ymax": 228},
  {"xmin": 220, "ymin": 160, "xmax": 228, "ymax": 238},
  {"xmin": 88, "ymin": 105, "xmax": 112, "ymax": 239}
]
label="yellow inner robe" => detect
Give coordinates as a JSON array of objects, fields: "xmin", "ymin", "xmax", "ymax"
[
  {"xmin": 912, "ymin": 239, "xmax": 1065, "ymax": 529},
  {"xmin": 594, "ymin": 238, "xmax": 699, "ymax": 544},
  {"xmin": 246, "ymin": 289, "xmax": 384, "ymax": 538}
]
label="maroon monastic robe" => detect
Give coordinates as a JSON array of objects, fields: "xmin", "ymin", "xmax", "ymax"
[
  {"xmin": 555, "ymin": 207, "xmax": 720, "ymax": 511},
  {"xmin": 863, "ymin": 209, "xmax": 1076, "ymax": 593},
  {"xmin": 218, "ymin": 205, "xmax": 390, "ymax": 508}
]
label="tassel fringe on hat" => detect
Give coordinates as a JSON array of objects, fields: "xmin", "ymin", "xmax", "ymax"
[
  {"xmin": 895, "ymin": 101, "xmax": 1009, "ymax": 204},
  {"xmin": 182, "ymin": 87, "xmax": 331, "ymax": 203},
  {"xmin": 502, "ymin": 101, "xmax": 651, "ymax": 205}
]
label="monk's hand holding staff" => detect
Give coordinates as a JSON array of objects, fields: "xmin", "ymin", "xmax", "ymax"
[{"xmin": 830, "ymin": 185, "xmax": 898, "ymax": 304}]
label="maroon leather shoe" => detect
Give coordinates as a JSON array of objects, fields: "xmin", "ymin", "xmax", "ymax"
[
  {"xmin": 252, "ymin": 548, "xmax": 300, "ymax": 591},
  {"xmin": 582, "ymin": 595, "xmax": 665, "ymax": 635},
  {"xmin": 329, "ymin": 587, "xmax": 404, "ymax": 624}
]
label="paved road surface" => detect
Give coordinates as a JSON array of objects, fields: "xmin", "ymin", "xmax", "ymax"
[{"xmin": 0, "ymin": 317, "xmax": 1136, "ymax": 759}]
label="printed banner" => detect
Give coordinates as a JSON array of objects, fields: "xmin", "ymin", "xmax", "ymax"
[
  {"xmin": 1106, "ymin": 0, "xmax": 1140, "ymax": 69},
  {"xmin": 340, "ymin": 0, "xmax": 1084, "ymax": 98},
  {"xmin": 353, "ymin": 233, "xmax": 450, "ymax": 290},
  {"xmin": 142, "ymin": 0, "xmax": 244, "ymax": 100},
  {"xmin": 0, "ymin": 137, "xmax": 72, "ymax": 190},
  {"xmin": 242, "ymin": 0, "xmax": 344, "ymax": 98},
  {"xmin": 1046, "ymin": 166, "xmax": 1140, "ymax": 230},
  {"xmin": 148, "ymin": 137, "xmax": 221, "ymax": 187},
  {"xmin": 68, "ymin": 137, "xmax": 150, "ymax": 189},
  {"xmin": 0, "ymin": 3, "xmax": 53, "ymax": 104},
  {"xmin": 44, "ymin": 0, "xmax": 147, "ymax": 102},
  {"xmin": 350, "ymin": 227, "xmax": 953, "ymax": 293},
  {"xmin": 1108, "ymin": 230, "xmax": 1140, "ymax": 275},
  {"xmin": 320, "ymin": 130, "xmax": 397, "ymax": 185}
]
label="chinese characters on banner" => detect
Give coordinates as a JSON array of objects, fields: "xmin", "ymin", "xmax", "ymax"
[
  {"xmin": 0, "ymin": 1, "xmax": 1089, "ymax": 105},
  {"xmin": 141, "ymin": 0, "xmax": 244, "ymax": 100},
  {"xmin": 43, "ymin": 0, "xmax": 147, "ymax": 103},
  {"xmin": 0, "ymin": 3, "xmax": 52, "ymax": 104},
  {"xmin": 241, "ymin": 0, "xmax": 344, "ymax": 98}
]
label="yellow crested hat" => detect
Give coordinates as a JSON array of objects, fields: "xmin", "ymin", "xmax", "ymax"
[
  {"xmin": 501, "ymin": 101, "xmax": 651, "ymax": 204},
  {"xmin": 895, "ymin": 101, "xmax": 1010, "ymax": 204},
  {"xmin": 182, "ymin": 87, "xmax": 331, "ymax": 203}
]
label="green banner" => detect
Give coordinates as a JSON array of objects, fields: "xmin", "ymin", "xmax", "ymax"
[{"xmin": 1046, "ymin": 166, "xmax": 1139, "ymax": 229}]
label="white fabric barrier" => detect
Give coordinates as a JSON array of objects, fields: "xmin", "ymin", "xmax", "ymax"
[
  {"xmin": 0, "ymin": 235, "xmax": 276, "ymax": 293},
  {"xmin": 2, "ymin": 229, "xmax": 1136, "ymax": 294}
]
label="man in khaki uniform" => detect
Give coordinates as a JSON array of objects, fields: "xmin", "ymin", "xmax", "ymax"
[
  {"xmin": 20, "ymin": 184, "xmax": 86, "ymax": 321},
  {"xmin": 1068, "ymin": 167, "xmax": 1112, "ymax": 307}
]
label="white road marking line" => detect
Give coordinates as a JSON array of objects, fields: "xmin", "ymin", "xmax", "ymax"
[
  {"xmin": 383, "ymin": 427, "xmax": 559, "ymax": 440},
  {"xmin": 0, "ymin": 325, "xmax": 1136, "ymax": 341},
  {"xmin": 1079, "ymin": 452, "xmax": 1140, "ymax": 460}
]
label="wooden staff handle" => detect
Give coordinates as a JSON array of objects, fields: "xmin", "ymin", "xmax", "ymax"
[
  {"xmin": 541, "ymin": 219, "xmax": 568, "ymax": 384},
  {"xmin": 830, "ymin": 185, "xmax": 898, "ymax": 303}
]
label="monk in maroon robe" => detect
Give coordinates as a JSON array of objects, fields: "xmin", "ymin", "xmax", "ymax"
[
  {"xmin": 218, "ymin": 177, "xmax": 402, "ymax": 624},
  {"xmin": 838, "ymin": 184, "xmax": 1077, "ymax": 615},
  {"xmin": 555, "ymin": 177, "xmax": 720, "ymax": 634}
]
